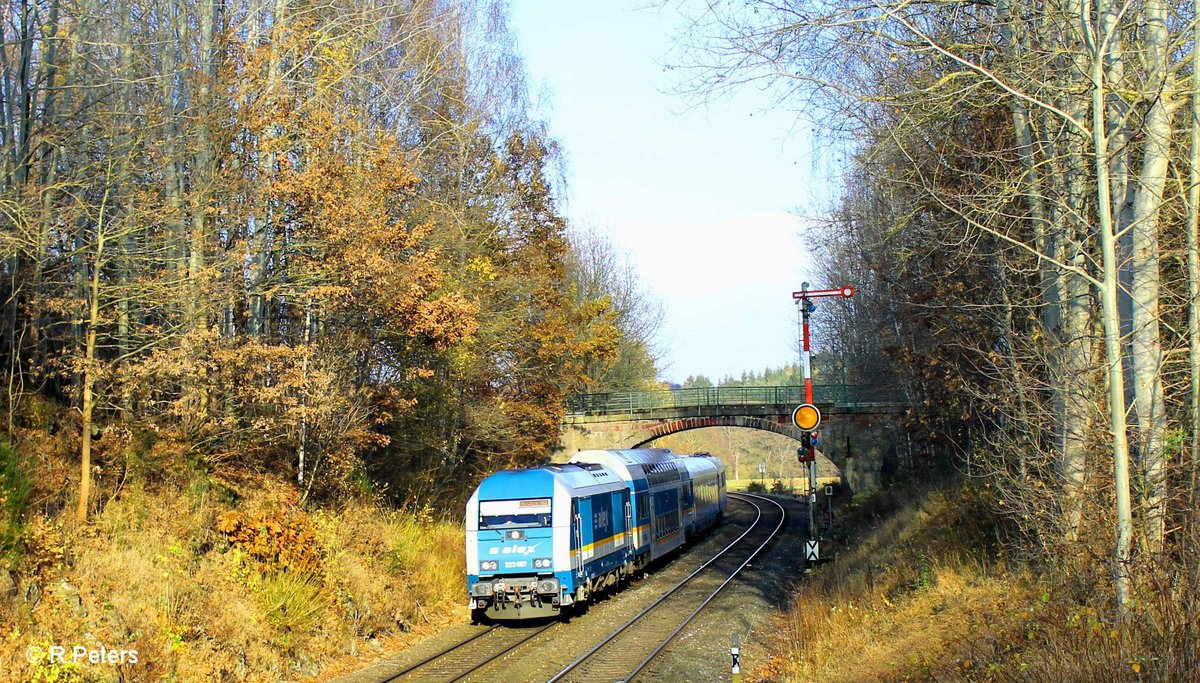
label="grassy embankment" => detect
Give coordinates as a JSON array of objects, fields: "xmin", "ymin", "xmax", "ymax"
[
  {"xmin": 752, "ymin": 480, "xmax": 1195, "ymax": 682},
  {"xmin": 726, "ymin": 477, "xmax": 841, "ymax": 495},
  {"xmin": 1, "ymin": 418, "xmax": 466, "ymax": 682}
]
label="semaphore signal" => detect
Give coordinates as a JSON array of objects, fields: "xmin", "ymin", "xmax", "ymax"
[
  {"xmin": 791, "ymin": 282, "xmax": 855, "ymax": 407},
  {"xmin": 791, "ymin": 281, "xmax": 854, "ymax": 559}
]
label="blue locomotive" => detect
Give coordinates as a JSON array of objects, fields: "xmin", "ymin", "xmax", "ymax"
[{"xmin": 465, "ymin": 449, "xmax": 726, "ymax": 620}]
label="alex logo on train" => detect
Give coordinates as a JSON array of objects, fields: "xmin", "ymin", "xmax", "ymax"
[{"xmin": 487, "ymin": 543, "xmax": 543, "ymax": 555}]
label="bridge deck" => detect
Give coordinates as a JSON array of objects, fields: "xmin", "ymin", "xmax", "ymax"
[{"xmin": 567, "ymin": 385, "xmax": 906, "ymax": 417}]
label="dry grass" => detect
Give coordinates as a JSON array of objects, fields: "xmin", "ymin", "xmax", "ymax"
[
  {"xmin": 751, "ymin": 482, "xmax": 1200, "ymax": 682},
  {"xmin": 727, "ymin": 476, "xmax": 841, "ymax": 494},
  {"xmin": 751, "ymin": 483, "xmax": 1018, "ymax": 682},
  {"xmin": 927, "ymin": 562, "xmax": 1200, "ymax": 682},
  {"xmin": 0, "ymin": 474, "xmax": 467, "ymax": 681},
  {"xmin": 314, "ymin": 502, "xmax": 465, "ymax": 638}
]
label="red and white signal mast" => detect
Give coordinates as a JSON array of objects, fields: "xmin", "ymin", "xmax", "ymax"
[{"xmin": 791, "ymin": 282, "xmax": 854, "ymax": 560}]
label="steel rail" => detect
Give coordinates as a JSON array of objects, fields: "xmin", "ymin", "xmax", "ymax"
[
  {"xmin": 374, "ymin": 494, "xmax": 772, "ymax": 682},
  {"xmin": 546, "ymin": 493, "xmax": 786, "ymax": 683},
  {"xmin": 624, "ymin": 493, "xmax": 785, "ymax": 681},
  {"xmin": 381, "ymin": 622, "xmax": 554, "ymax": 682}
]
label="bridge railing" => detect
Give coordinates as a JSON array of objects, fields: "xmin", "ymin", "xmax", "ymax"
[{"xmin": 565, "ymin": 384, "xmax": 902, "ymax": 416}]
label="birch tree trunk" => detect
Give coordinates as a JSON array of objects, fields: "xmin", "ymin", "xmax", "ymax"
[
  {"xmin": 77, "ymin": 178, "xmax": 115, "ymax": 523},
  {"xmin": 117, "ymin": 0, "xmax": 134, "ymax": 419},
  {"xmin": 248, "ymin": 0, "xmax": 289, "ymax": 338},
  {"xmin": 1052, "ymin": 0, "xmax": 1097, "ymax": 544},
  {"xmin": 12, "ymin": 0, "xmax": 35, "ymax": 187},
  {"xmin": 1128, "ymin": 0, "xmax": 1173, "ymax": 553},
  {"xmin": 1084, "ymin": 0, "xmax": 1135, "ymax": 609},
  {"xmin": 188, "ymin": 0, "xmax": 218, "ymax": 330}
]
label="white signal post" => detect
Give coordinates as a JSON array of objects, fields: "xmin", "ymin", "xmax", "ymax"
[{"xmin": 792, "ymin": 282, "xmax": 854, "ymax": 557}]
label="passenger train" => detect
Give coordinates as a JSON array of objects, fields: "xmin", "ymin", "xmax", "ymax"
[{"xmin": 465, "ymin": 449, "xmax": 726, "ymax": 620}]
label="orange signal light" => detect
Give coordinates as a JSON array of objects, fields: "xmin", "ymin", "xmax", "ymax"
[{"xmin": 792, "ymin": 403, "xmax": 821, "ymax": 431}]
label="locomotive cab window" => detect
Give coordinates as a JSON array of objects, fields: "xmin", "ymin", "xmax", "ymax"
[{"xmin": 479, "ymin": 498, "xmax": 552, "ymax": 528}]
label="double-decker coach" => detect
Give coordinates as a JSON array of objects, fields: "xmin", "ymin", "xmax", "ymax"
[
  {"xmin": 680, "ymin": 452, "xmax": 726, "ymax": 536},
  {"xmin": 572, "ymin": 449, "xmax": 693, "ymax": 566}
]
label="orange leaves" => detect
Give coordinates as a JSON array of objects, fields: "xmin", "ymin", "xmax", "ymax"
[
  {"xmin": 246, "ymin": 79, "xmax": 475, "ymax": 356},
  {"xmin": 214, "ymin": 511, "xmax": 240, "ymax": 535},
  {"xmin": 304, "ymin": 285, "xmax": 353, "ymax": 306},
  {"xmin": 411, "ymin": 295, "xmax": 480, "ymax": 350},
  {"xmin": 413, "ymin": 131, "xmax": 632, "ymax": 466},
  {"xmin": 215, "ymin": 506, "xmax": 321, "ymax": 575}
]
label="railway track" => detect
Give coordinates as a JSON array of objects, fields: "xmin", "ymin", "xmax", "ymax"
[
  {"xmin": 547, "ymin": 492, "xmax": 786, "ymax": 683},
  {"xmin": 379, "ymin": 622, "xmax": 556, "ymax": 682},
  {"xmin": 343, "ymin": 493, "xmax": 783, "ymax": 683}
]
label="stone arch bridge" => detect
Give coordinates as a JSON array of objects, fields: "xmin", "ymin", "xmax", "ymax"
[{"xmin": 554, "ymin": 385, "xmax": 907, "ymax": 492}]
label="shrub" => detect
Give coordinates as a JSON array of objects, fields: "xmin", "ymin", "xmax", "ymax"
[
  {"xmin": 122, "ymin": 426, "xmax": 161, "ymax": 481},
  {"xmin": 21, "ymin": 516, "xmax": 64, "ymax": 576},
  {"xmin": 0, "ymin": 442, "xmax": 30, "ymax": 567},
  {"xmin": 746, "ymin": 480, "xmax": 767, "ymax": 494},
  {"xmin": 215, "ymin": 499, "xmax": 321, "ymax": 574}
]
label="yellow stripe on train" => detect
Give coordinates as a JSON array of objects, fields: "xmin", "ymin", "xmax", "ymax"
[
  {"xmin": 569, "ymin": 523, "xmax": 682, "ymax": 556},
  {"xmin": 569, "ymin": 523, "xmax": 653, "ymax": 556},
  {"xmin": 570, "ymin": 531, "xmax": 623, "ymax": 556}
]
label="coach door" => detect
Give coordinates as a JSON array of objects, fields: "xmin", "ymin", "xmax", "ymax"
[
  {"xmin": 575, "ymin": 499, "xmax": 593, "ymax": 563},
  {"xmin": 648, "ymin": 493, "xmax": 655, "ymax": 541},
  {"xmin": 623, "ymin": 500, "xmax": 632, "ymax": 547},
  {"xmin": 572, "ymin": 502, "xmax": 584, "ymax": 569}
]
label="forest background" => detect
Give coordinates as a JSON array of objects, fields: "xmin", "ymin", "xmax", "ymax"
[
  {"xmin": 0, "ymin": 1, "xmax": 666, "ymax": 679},
  {"xmin": 670, "ymin": 0, "xmax": 1200, "ymax": 677}
]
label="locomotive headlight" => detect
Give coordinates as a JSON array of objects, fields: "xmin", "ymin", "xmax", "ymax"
[
  {"xmin": 471, "ymin": 582, "xmax": 493, "ymax": 597},
  {"xmin": 480, "ymin": 560, "xmax": 499, "ymax": 571},
  {"xmin": 536, "ymin": 578, "xmax": 559, "ymax": 594}
]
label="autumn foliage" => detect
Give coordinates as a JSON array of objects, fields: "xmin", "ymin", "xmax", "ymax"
[
  {"xmin": 0, "ymin": 0, "xmax": 642, "ymax": 519},
  {"xmin": 215, "ymin": 504, "xmax": 321, "ymax": 576},
  {"xmin": 0, "ymin": 2, "xmax": 653, "ymax": 679}
]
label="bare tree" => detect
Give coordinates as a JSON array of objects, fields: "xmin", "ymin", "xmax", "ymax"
[{"xmin": 670, "ymin": 0, "xmax": 1196, "ymax": 612}]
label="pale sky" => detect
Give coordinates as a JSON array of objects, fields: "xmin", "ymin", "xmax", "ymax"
[{"xmin": 509, "ymin": 2, "xmax": 831, "ymax": 384}]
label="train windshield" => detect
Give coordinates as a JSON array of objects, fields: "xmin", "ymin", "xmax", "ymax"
[{"xmin": 479, "ymin": 498, "xmax": 552, "ymax": 529}]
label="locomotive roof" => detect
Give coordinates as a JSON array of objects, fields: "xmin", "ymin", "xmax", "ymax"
[{"xmin": 475, "ymin": 463, "xmax": 623, "ymax": 501}]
